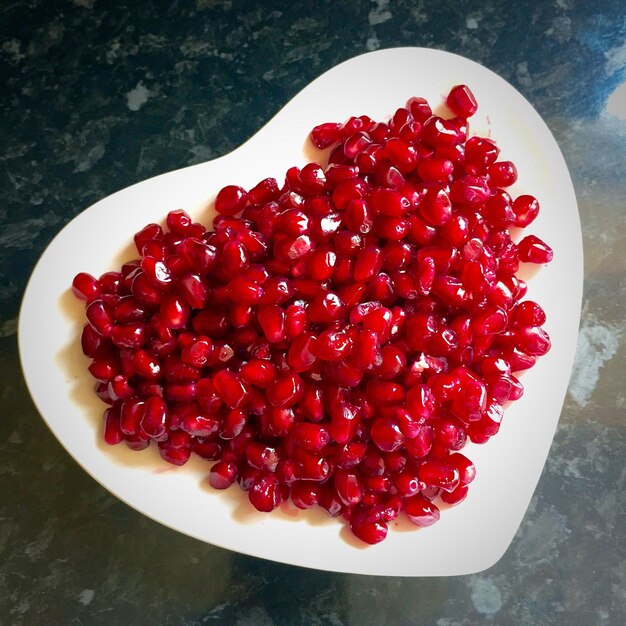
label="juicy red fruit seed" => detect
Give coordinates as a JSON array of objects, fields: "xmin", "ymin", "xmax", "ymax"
[
  {"xmin": 73, "ymin": 85, "xmax": 553, "ymax": 546},
  {"xmin": 446, "ymin": 84, "xmax": 478, "ymax": 118},
  {"xmin": 215, "ymin": 185, "xmax": 248, "ymax": 216}
]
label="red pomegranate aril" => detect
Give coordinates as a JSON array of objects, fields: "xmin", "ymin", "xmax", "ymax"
[
  {"xmin": 291, "ymin": 423, "xmax": 330, "ymax": 453},
  {"xmin": 465, "ymin": 135, "xmax": 500, "ymax": 171},
  {"xmin": 215, "ymin": 185, "xmax": 248, "ymax": 216},
  {"xmin": 351, "ymin": 329, "xmax": 381, "ymax": 371},
  {"xmin": 217, "ymin": 408, "xmax": 246, "ymax": 439},
  {"xmin": 86, "ymin": 300, "xmax": 113, "ymax": 336},
  {"xmin": 310, "ymin": 122, "xmax": 342, "ymax": 149},
  {"xmin": 515, "ymin": 325, "xmax": 551, "ymax": 355},
  {"xmin": 291, "ymin": 482, "xmax": 321, "ymax": 509},
  {"xmin": 177, "ymin": 273, "xmax": 208, "ymax": 309},
  {"xmin": 213, "ymin": 370, "xmax": 249, "ymax": 408},
  {"xmin": 350, "ymin": 508, "xmax": 388, "ymax": 544},
  {"xmin": 110, "ymin": 322, "xmax": 147, "ymax": 349},
  {"xmin": 384, "ymin": 137, "xmax": 417, "ymax": 173},
  {"xmin": 440, "ymin": 482, "xmax": 469, "ymax": 505},
  {"xmin": 334, "ymin": 470, "xmax": 363, "ymax": 506},
  {"xmin": 421, "ymin": 116, "xmax": 460, "ymax": 147},
  {"xmin": 287, "ymin": 333, "xmax": 317, "ymax": 372},
  {"xmin": 432, "ymin": 419, "xmax": 467, "ymax": 451},
  {"xmin": 405, "ymin": 96, "xmax": 432, "ymax": 122},
  {"xmin": 141, "ymin": 396, "xmax": 168, "ymax": 438},
  {"xmin": 294, "ymin": 450, "xmax": 331, "ymax": 482},
  {"xmin": 449, "ymin": 453, "xmax": 476, "ymax": 484},
  {"xmin": 182, "ymin": 413, "xmax": 218, "ymax": 436},
  {"xmin": 518, "ymin": 235, "xmax": 554, "ymax": 263},
  {"xmin": 394, "ymin": 471, "xmax": 422, "ymax": 497},
  {"xmin": 419, "ymin": 187, "xmax": 452, "ymax": 226},
  {"xmin": 418, "ymin": 459, "xmax": 460, "ymax": 492},
  {"xmin": 405, "ymin": 425, "xmax": 434, "ymax": 459},
  {"xmin": 227, "ymin": 275, "xmax": 263, "ymax": 304},
  {"xmin": 416, "ymin": 255, "xmax": 436, "ymax": 296},
  {"xmin": 240, "ymin": 359, "xmax": 277, "ymax": 388},
  {"xmin": 404, "ymin": 498, "xmax": 439, "ymax": 529},
  {"xmin": 447, "ymin": 84, "xmax": 478, "ymax": 117},
  {"xmin": 103, "ymin": 407, "xmax": 124, "ymax": 445},
  {"xmin": 513, "ymin": 300, "xmax": 547, "ymax": 327},
  {"xmin": 512, "ymin": 194, "xmax": 540, "ymax": 227},
  {"xmin": 267, "ymin": 370, "xmax": 303, "ymax": 408},
  {"xmin": 157, "ymin": 441, "xmax": 190, "ymax": 464},
  {"xmin": 367, "ymin": 381, "xmax": 405, "ymax": 406},
  {"xmin": 209, "ymin": 461, "xmax": 237, "ymax": 489},
  {"xmin": 488, "ymin": 160, "xmax": 518, "ymax": 187},
  {"xmin": 369, "ymin": 189, "xmax": 411, "ymax": 217},
  {"xmin": 370, "ymin": 417, "xmax": 405, "ymax": 452},
  {"xmin": 417, "ymin": 157, "xmax": 454, "ymax": 183},
  {"xmin": 300, "ymin": 384, "xmax": 324, "ymax": 422},
  {"xmin": 353, "ymin": 245, "xmax": 383, "ymax": 283},
  {"xmin": 134, "ymin": 223, "xmax": 163, "ymax": 254},
  {"xmin": 81, "ymin": 324, "xmax": 104, "ymax": 357},
  {"xmin": 473, "ymin": 306, "xmax": 508, "ymax": 335},
  {"xmin": 246, "ymin": 443, "xmax": 280, "ymax": 472},
  {"xmin": 72, "ymin": 272, "xmax": 101, "ymax": 302},
  {"xmin": 257, "ymin": 305, "xmax": 286, "ymax": 343},
  {"xmin": 131, "ymin": 271, "xmax": 161, "ymax": 306}
]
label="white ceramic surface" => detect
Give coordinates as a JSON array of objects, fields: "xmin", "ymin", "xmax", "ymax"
[{"xmin": 18, "ymin": 47, "xmax": 582, "ymax": 576}]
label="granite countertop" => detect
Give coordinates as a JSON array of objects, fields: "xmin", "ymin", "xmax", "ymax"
[{"xmin": 1, "ymin": 1, "xmax": 624, "ymax": 624}]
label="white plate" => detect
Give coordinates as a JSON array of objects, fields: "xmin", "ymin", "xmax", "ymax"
[{"xmin": 18, "ymin": 47, "xmax": 582, "ymax": 576}]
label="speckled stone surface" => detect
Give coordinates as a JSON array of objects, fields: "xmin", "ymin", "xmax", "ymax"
[{"xmin": 1, "ymin": 1, "xmax": 625, "ymax": 624}]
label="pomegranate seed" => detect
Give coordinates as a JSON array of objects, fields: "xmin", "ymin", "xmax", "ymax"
[
  {"xmin": 512, "ymin": 195, "xmax": 540, "ymax": 227},
  {"xmin": 72, "ymin": 272, "xmax": 101, "ymax": 301},
  {"xmin": 370, "ymin": 418, "xmax": 405, "ymax": 452},
  {"xmin": 291, "ymin": 482, "xmax": 321, "ymax": 509},
  {"xmin": 209, "ymin": 461, "xmax": 238, "ymax": 489},
  {"xmin": 267, "ymin": 370, "xmax": 303, "ymax": 408},
  {"xmin": 518, "ymin": 235, "xmax": 554, "ymax": 263},
  {"xmin": 141, "ymin": 396, "xmax": 168, "ymax": 438},
  {"xmin": 291, "ymin": 423, "xmax": 330, "ymax": 452},
  {"xmin": 215, "ymin": 185, "xmax": 248, "ymax": 216},
  {"xmin": 349, "ymin": 507, "xmax": 388, "ymax": 544},
  {"xmin": 334, "ymin": 469, "xmax": 363, "ymax": 506},
  {"xmin": 213, "ymin": 370, "xmax": 248, "ymax": 408},
  {"xmin": 446, "ymin": 84, "xmax": 478, "ymax": 117},
  {"xmin": 310, "ymin": 122, "xmax": 342, "ymax": 149},
  {"xmin": 405, "ymin": 496, "xmax": 440, "ymax": 527}
]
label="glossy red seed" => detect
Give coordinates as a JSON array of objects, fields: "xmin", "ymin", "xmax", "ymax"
[
  {"xmin": 446, "ymin": 84, "xmax": 478, "ymax": 117},
  {"xmin": 103, "ymin": 407, "xmax": 124, "ymax": 445},
  {"xmin": 213, "ymin": 370, "xmax": 248, "ymax": 408},
  {"xmin": 334, "ymin": 470, "xmax": 363, "ymax": 506},
  {"xmin": 488, "ymin": 161, "xmax": 518, "ymax": 187},
  {"xmin": 257, "ymin": 305, "xmax": 286, "ymax": 343},
  {"xmin": 310, "ymin": 122, "xmax": 343, "ymax": 149},
  {"xmin": 518, "ymin": 235, "xmax": 554, "ymax": 263},
  {"xmin": 370, "ymin": 418, "xmax": 405, "ymax": 452},
  {"xmin": 419, "ymin": 187, "xmax": 452, "ymax": 225},
  {"xmin": 72, "ymin": 272, "xmax": 101, "ymax": 301},
  {"xmin": 512, "ymin": 195, "xmax": 540, "ymax": 227},
  {"xmin": 405, "ymin": 496, "xmax": 441, "ymax": 527},
  {"xmin": 291, "ymin": 482, "xmax": 321, "ymax": 509},
  {"xmin": 209, "ymin": 461, "xmax": 237, "ymax": 489},
  {"xmin": 215, "ymin": 185, "xmax": 248, "ymax": 216},
  {"xmin": 418, "ymin": 459, "xmax": 460, "ymax": 492},
  {"xmin": 86, "ymin": 300, "xmax": 114, "ymax": 336},
  {"xmin": 267, "ymin": 370, "xmax": 303, "ymax": 408},
  {"xmin": 141, "ymin": 396, "xmax": 168, "ymax": 438}
]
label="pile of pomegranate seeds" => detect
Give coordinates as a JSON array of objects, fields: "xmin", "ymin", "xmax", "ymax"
[{"xmin": 72, "ymin": 85, "xmax": 553, "ymax": 544}]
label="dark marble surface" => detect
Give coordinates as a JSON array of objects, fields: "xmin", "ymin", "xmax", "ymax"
[{"xmin": 1, "ymin": 1, "xmax": 625, "ymax": 624}]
